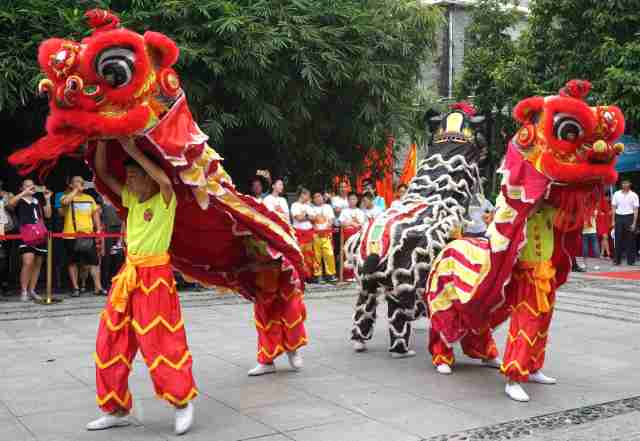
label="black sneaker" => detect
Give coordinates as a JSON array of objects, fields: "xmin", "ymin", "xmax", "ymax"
[
  {"xmin": 94, "ymin": 289, "xmax": 108, "ymax": 296},
  {"xmin": 70, "ymin": 289, "xmax": 81, "ymax": 298},
  {"xmin": 309, "ymin": 277, "xmax": 322, "ymax": 284},
  {"xmin": 325, "ymin": 275, "xmax": 337, "ymax": 283}
]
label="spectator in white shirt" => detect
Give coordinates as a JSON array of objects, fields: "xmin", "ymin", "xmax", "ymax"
[
  {"xmin": 309, "ymin": 192, "xmax": 336, "ymax": 283},
  {"xmin": 291, "ymin": 188, "xmax": 314, "ymax": 281},
  {"xmin": 338, "ymin": 193, "xmax": 366, "ymax": 229},
  {"xmin": 391, "ymin": 184, "xmax": 408, "ymax": 209},
  {"xmin": 331, "ymin": 181, "xmax": 350, "ymax": 220},
  {"xmin": 361, "ymin": 192, "xmax": 383, "ymax": 221},
  {"xmin": 612, "ymin": 180, "xmax": 639, "ymax": 265},
  {"xmin": 465, "ymin": 194, "xmax": 494, "ymax": 238},
  {"xmin": 263, "ymin": 179, "xmax": 290, "ymax": 223}
]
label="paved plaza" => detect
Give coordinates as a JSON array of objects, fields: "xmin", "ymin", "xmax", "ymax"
[{"xmin": 1, "ymin": 262, "xmax": 640, "ymax": 441}]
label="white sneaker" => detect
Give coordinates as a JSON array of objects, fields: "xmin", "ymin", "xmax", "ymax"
[
  {"xmin": 390, "ymin": 350, "xmax": 416, "ymax": 359},
  {"xmin": 481, "ymin": 357, "xmax": 502, "ymax": 369},
  {"xmin": 86, "ymin": 414, "xmax": 130, "ymax": 431},
  {"xmin": 505, "ymin": 382, "xmax": 530, "ymax": 402},
  {"xmin": 248, "ymin": 363, "xmax": 276, "ymax": 376},
  {"xmin": 29, "ymin": 291, "xmax": 42, "ymax": 302},
  {"xmin": 436, "ymin": 364, "xmax": 452, "ymax": 375},
  {"xmin": 352, "ymin": 340, "xmax": 367, "ymax": 352},
  {"xmin": 174, "ymin": 402, "xmax": 194, "ymax": 436},
  {"xmin": 287, "ymin": 351, "xmax": 303, "ymax": 370},
  {"xmin": 20, "ymin": 292, "xmax": 29, "ymax": 302},
  {"xmin": 528, "ymin": 371, "xmax": 557, "ymax": 384}
]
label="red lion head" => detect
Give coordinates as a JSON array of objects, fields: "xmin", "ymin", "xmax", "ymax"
[
  {"xmin": 11, "ymin": 9, "xmax": 184, "ymax": 175},
  {"xmin": 512, "ymin": 79, "xmax": 625, "ymax": 185}
]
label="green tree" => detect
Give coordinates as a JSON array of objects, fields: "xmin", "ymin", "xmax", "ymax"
[
  {"xmin": 455, "ymin": 0, "xmax": 526, "ymax": 192},
  {"xmin": 0, "ymin": 0, "xmax": 442, "ymax": 191}
]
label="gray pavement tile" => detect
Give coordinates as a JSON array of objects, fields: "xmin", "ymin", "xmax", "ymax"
[
  {"xmin": 286, "ymin": 418, "xmax": 420, "ymax": 441},
  {"xmin": 0, "ymin": 368, "xmax": 85, "ymax": 400},
  {"xmin": 136, "ymin": 395, "xmax": 278, "ymax": 441},
  {"xmin": 204, "ymin": 380, "xmax": 313, "ymax": 410},
  {"xmin": 6, "ymin": 382, "xmax": 95, "ymax": 417},
  {"xmin": 0, "ymin": 415, "xmax": 36, "ymax": 441},
  {"xmin": 242, "ymin": 397, "xmax": 365, "ymax": 432},
  {"xmin": 18, "ymin": 407, "xmax": 147, "ymax": 441}
]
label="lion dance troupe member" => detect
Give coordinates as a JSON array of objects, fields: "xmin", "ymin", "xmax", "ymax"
[{"xmin": 88, "ymin": 139, "xmax": 197, "ymax": 435}]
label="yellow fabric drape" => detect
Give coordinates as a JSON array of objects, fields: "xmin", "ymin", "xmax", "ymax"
[
  {"xmin": 110, "ymin": 253, "xmax": 171, "ymax": 313},
  {"xmin": 515, "ymin": 260, "xmax": 556, "ymax": 313}
]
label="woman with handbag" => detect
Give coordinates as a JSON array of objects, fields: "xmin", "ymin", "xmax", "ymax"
[{"xmin": 7, "ymin": 179, "xmax": 52, "ymax": 302}]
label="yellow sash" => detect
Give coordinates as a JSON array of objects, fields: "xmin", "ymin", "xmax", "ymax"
[
  {"xmin": 110, "ymin": 253, "xmax": 171, "ymax": 313},
  {"xmin": 515, "ymin": 260, "xmax": 556, "ymax": 313}
]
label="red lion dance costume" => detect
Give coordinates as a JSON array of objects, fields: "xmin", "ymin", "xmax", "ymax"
[
  {"xmin": 9, "ymin": 9, "xmax": 308, "ymax": 420},
  {"xmin": 425, "ymin": 80, "xmax": 624, "ymax": 402}
]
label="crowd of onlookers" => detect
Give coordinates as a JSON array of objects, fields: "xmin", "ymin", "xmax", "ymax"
[
  {"xmin": 0, "ymin": 176, "xmax": 124, "ymax": 301},
  {"xmin": 250, "ymin": 171, "xmax": 408, "ymax": 284},
  {"xmin": 1, "ymin": 169, "xmax": 638, "ymax": 301}
]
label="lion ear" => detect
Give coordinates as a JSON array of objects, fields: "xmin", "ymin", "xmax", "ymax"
[
  {"xmin": 143, "ymin": 31, "xmax": 179, "ymax": 68},
  {"xmin": 513, "ymin": 96, "xmax": 544, "ymax": 124}
]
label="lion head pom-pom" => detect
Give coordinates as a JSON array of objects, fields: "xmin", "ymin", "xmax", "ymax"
[
  {"xmin": 85, "ymin": 9, "xmax": 121, "ymax": 33},
  {"xmin": 559, "ymin": 80, "xmax": 592, "ymax": 100}
]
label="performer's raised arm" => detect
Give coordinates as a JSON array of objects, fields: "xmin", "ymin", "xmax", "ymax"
[{"xmin": 95, "ymin": 141, "xmax": 123, "ymax": 197}]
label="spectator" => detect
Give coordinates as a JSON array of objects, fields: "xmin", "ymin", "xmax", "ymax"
[
  {"xmin": 338, "ymin": 193, "xmax": 366, "ymax": 228},
  {"xmin": 391, "ymin": 184, "xmax": 408, "ymax": 209},
  {"xmin": 60, "ymin": 176, "xmax": 106, "ymax": 296},
  {"xmin": 362, "ymin": 179, "xmax": 386, "ymax": 211},
  {"xmin": 612, "ymin": 180, "xmax": 639, "ymax": 266},
  {"xmin": 290, "ymin": 187, "xmax": 315, "ymax": 282},
  {"xmin": 361, "ymin": 192, "xmax": 383, "ymax": 221},
  {"xmin": 250, "ymin": 170, "xmax": 271, "ymax": 201},
  {"xmin": 465, "ymin": 193, "xmax": 494, "ymax": 238},
  {"xmin": 7, "ymin": 179, "xmax": 52, "ymax": 302},
  {"xmin": 597, "ymin": 193, "xmax": 613, "ymax": 258},
  {"xmin": 263, "ymin": 178, "xmax": 290, "ymax": 222},
  {"xmin": 101, "ymin": 197, "xmax": 124, "ymax": 290},
  {"xmin": 309, "ymin": 191, "xmax": 337, "ymax": 283},
  {"xmin": 338, "ymin": 193, "xmax": 365, "ymax": 282},
  {"xmin": 580, "ymin": 210, "xmax": 599, "ymax": 270},
  {"xmin": 0, "ymin": 180, "xmax": 15, "ymax": 296},
  {"xmin": 331, "ymin": 181, "xmax": 349, "ymax": 219}
]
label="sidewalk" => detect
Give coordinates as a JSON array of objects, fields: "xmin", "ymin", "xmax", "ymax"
[{"xmin": 1, "ymin": 272, "xmax": 640, "ymax": 441}]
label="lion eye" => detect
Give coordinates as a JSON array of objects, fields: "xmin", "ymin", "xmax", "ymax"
[
  {"xmin": 553, "ymin": 114, "xmax": 583, "ymax": 141},
  {"xmin": 96, "ymin": 47, "xmax": 135, "ymax": 88}
]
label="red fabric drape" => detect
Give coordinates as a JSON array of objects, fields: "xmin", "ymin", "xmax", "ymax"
[
  {"xmin": 356, "ymin": 137, "xmax": 395, "ymax": 207},
  {"xmin": 399, "ymin": 143, "xmax": 417, "ymax": 186}
]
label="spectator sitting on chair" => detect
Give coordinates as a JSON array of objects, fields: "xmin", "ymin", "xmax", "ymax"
[
  {"xmin": 612, "ymin": 180, "xmax": 639, "ymax": 266},
  {"xmin": 60, "ymin": 176, "xmax": 106, "ymax": 296},
  {"xmin": 7, "ymin": 179, "xmax": 52, "ymax": 302}
]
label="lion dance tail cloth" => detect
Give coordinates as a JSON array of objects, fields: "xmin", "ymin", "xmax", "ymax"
[
  {"xmin": 9, "ymin": 8, "xmax": 307, "ymax": 381},
  {"xmin": 425, "ymin": 80, "xmax": 624, "ymax": 382}
]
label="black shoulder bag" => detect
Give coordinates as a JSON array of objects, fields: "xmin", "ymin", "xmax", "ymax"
[{"xmin": 71, "ymin": 201, "xmax": 95, "ymax": 254}]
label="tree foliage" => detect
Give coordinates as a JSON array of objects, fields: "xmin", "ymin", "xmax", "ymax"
[
  {"xmin": 0, "ymin": 0, "xmax": 442, "ymax": 190},
  {"xmin": 457, "ymin": 0, "xmax": 640, "ymax": 192}
]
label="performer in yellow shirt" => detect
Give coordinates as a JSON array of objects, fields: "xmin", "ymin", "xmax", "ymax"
[{"xmin": 87, "ymin": 139, "xmax": 197, "ymax": 435}]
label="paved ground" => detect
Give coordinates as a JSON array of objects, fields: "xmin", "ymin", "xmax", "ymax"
[{"xmin": 1, "ymin": 257, "xmax": 640, "ymax": 441}]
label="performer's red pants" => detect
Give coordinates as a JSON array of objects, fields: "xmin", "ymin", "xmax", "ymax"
[
  {"xmin": 429, "ymin": 327, "xmax": 498, "ymax": 366},
  {"xmin": 500, "ymin": 262, "xmax": 556, "ymax": 382},
  {"xmin": 295, "ymin": 228, "xmax": 315, "ymax": 280},
  {"xmin": 254, "ymin": 270, "xmax": 308, "ymax": 364},
  {"xmin": 94, "ymin": 262, "xmax": 197, "ymax": 413}
]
